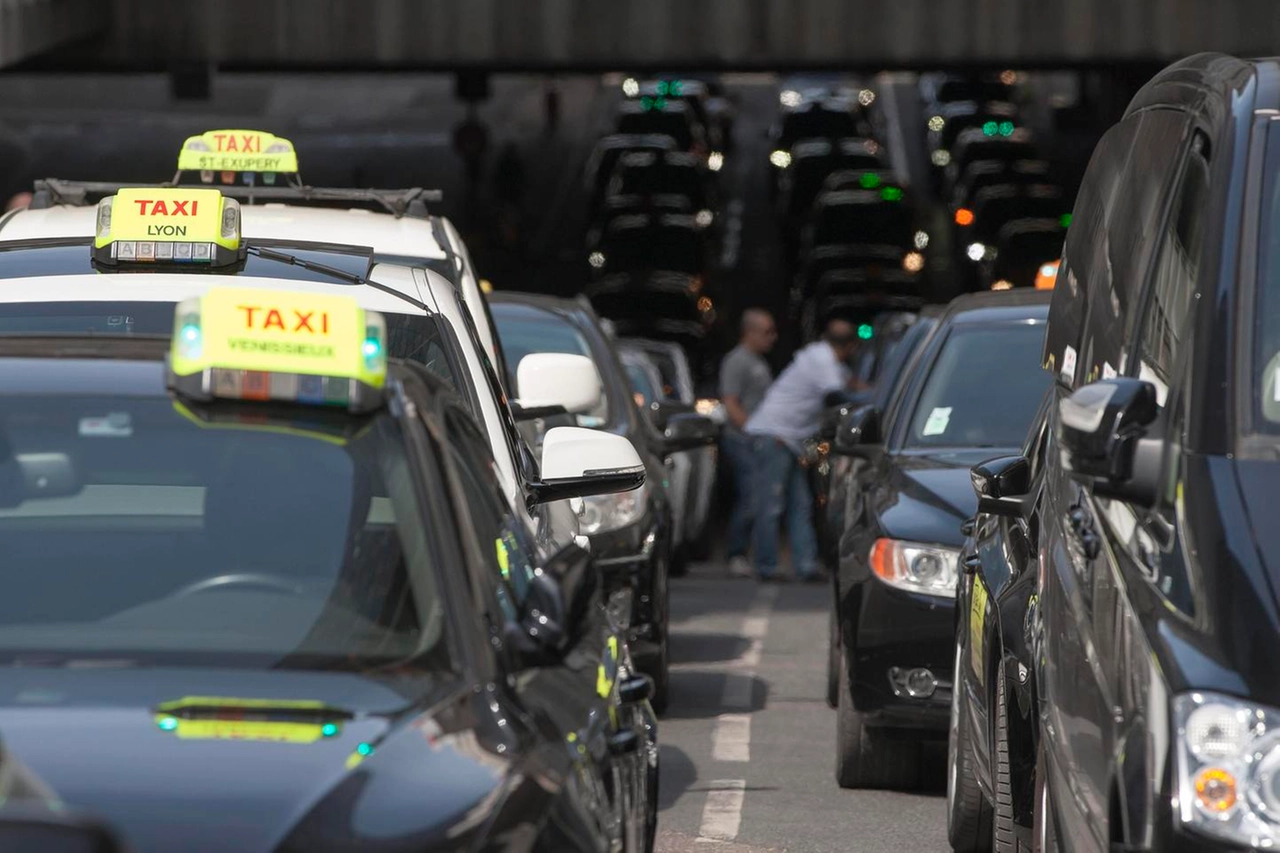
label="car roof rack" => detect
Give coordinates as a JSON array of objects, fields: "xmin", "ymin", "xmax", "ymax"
[{"xmin": 29, "ymin": 179, "xmax": 443, "ymax": 220}]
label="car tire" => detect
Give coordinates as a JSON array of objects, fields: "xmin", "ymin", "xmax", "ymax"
[
  {"xmin": 947, "ymin": 642, "xmax": 992, "ymax": 852},
  {"xmin": 1034, "ymin": 735, "xmax": 1058, "ymax": 853},
  {"xmin": 835, "ymin": 646, "xmax": 920, "ymax": 790},
  {"xmin": 638, "ymin": 567, "xmax": 671, "ymax": 716},
  {"xmin": 669, "ymin": 542, "xmax": 689, "ymax": 578},
  {"xmin": 994, "ymin": 672, "xmax": 1032, "ymax": 851},
  {"xmin": 826, "ymin": 602, "xmax": 839, "ymax": 709}
]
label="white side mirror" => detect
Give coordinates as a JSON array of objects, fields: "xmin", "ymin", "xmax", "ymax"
[
  {"xmin": 531, "ymin": 427, "xmax": 645, "ymax": 504},
  {"xmin": 515, "ymin": 353, "xmax": 603, "ymax": 415}
]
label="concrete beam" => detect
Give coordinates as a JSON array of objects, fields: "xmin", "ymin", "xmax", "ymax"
[
  {"xmin": 77, "ymin": 0, "xmax": 1280, "ymax": 69},
  {"xmin": 0, "ymin": 0, "xmax": 109, "ymax": 68}
]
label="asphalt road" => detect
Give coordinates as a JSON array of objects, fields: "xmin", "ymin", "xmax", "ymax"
[{"xmin": 654, "ymin": 560, "xmax": 950, "ymax": 853}]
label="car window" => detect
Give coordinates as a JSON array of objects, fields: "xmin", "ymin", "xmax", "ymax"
[
  {"xmin": 492, "ymin": 305, "xmax": 611, "ymax": 427},
  {"xmin": 624, "ymin": 358, "xmax": 661, "ymax": 407},
  {"xmin": 905, "ymin": 322, "xmax": 1050, "ymax": 449},
  {"xmin": 0, "ymin": 395, "xmax": 448, "ymax": 669},
  {"xmin": 1131, "ymin": 133, "xmax": 1208, "ymax": 404}
]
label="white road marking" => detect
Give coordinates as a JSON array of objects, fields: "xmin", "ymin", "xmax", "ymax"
[
  {"xmin": 711, "ymin": 713, "xmax": 752, "ymax": 762},
  {"xmin": 695, "ymin": 779, "xmax": 747, "ymax": 842}
]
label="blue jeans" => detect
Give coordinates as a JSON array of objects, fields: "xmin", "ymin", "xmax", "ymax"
[
  {"xmin": 750, "ymin": 436, "xmax": 818, "ymax": 579},
  {"xmin": 721, "ymin": 430, "xmax": 756, "ymax": 559}
]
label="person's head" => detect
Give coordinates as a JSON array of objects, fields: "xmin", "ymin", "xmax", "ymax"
[
  {"xmin": 739, "ymin": 308, "xmax": 777, "ymax": 354},
  {"xmin": 822, "ymin": 317, "xmax": 859, "ymax": 362},
  {"xmin": 5, "ymin": 192, "xmax": 31, "ymax": 213}
]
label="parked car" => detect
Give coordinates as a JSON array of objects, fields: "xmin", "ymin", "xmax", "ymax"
[{"xmin": 829, "ymin": 290, "xmax": 1051, "ymax": 789}]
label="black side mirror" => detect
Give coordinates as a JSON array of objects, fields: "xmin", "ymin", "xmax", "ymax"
[
  {"xmin": 970, "ymin": 455, "xmax": 1030, "ymax": 517},
  {"xmin": 508, "ymin": 542, "xmax": 596, "ymax": 665},
  {"xmin": 660, "ymin": 412, "xmax": 719, "ymax": 456},
  {"xmin": 832, "ymin": 405, "xmax": 881, "ymax": 456},
  {"xmin": 1059, "ymin": 378, "xmax": 1162, "ymax": 504},
  {"xmin": 0, "ymin": 808, "xmax": 123, "ymax": 853},
  {"xmin": 818, "ymin": 393, "xmax": 873, "ymax": 441}
]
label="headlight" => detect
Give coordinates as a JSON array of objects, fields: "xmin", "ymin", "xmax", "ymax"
[
  {"xmin": 1174, "ymin": 692, "xmax": 1280, "ymax": 846},
  {"xmin": 868, "ymin": 538, "xmax": 959, "ymax": 598},
  {"xmin": 769, "ymin": 149, "xmax": 792, "ymax": 169},
  {"xmin": 581, "ymin": 484, "xmax": 649, "ymax": 535}
]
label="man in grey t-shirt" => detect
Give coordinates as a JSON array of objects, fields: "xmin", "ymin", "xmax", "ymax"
[{"xmin": 718, "ymin": 308, "xmax": 777, "ymax": 576}]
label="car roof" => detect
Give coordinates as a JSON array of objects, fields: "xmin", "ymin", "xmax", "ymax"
[
  {"xmin": 0, "ymin": 204, "xmax": 449, "ymax": 261},
  {"xmin": 944, "ymin": 289, "xmax": 1052, "ymax": 324}
]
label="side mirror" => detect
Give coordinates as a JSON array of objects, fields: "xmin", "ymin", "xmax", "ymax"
[
  {"xmin": 660, "ymin": 413, "xmax": 719, "ymax": 456},
  {"xmin": 0, "ymin": 808, "xmax": 123, "ymax": 853},
  {"xmin": 508, "ymin": 541, "xmax": 596, "ymax": 664},
  {"xmin": 514, "ymin": 353, "xmax": 603, "ymax": 417},
  {"xmin": 970, "ymin": 455, "xmax": 1030, "ymax": 517},
  {"xmin": 529, "ymin": 426, "xmax": 645, "ymax": 505},
  {"xmin": 1059, "ymin": 378, "xmax": 1162, "ymax": 503},
  {"xmin": 832, "ymin": 406, "xmax": 881, "ymax": 456}
]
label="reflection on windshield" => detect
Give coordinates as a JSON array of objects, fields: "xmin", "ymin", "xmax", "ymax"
[
  {"xmin": 0, "ymin": 394, "xmax": 447, "ymax": 671},
  {"xmin": 906, "ymin": 323, "xmax": 1050, "ymax": 449}
]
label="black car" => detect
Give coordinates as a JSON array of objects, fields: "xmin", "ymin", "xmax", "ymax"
[
  {"xmin": 1026, "ymin": 53, "xmax": 1280, "ymax": 853},
  {"xmin": 491, "ymin": 293, "xmax": 717, "ymax": 713},
  {"xmin": 614, "ymin": 100, "xmax": 708, "ymax": 156},
  {"xmin": 947, "ymin": 394, "xmax": 1051, "ymax": 853},
  {"xmin": 583, "ymin": 133, "xmax": 680, "ymax": 217},
  {"xmin": 828, "ymin": 290, "xmax": 1051, "ymax": 789},
  {"xmin": 0, "ymin": 325, "xmax": 658, "ymax": 852}
]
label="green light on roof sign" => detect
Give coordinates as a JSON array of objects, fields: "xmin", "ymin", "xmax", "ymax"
[
  {"xmin": 857, "ymin": 324, "xmax": 874, "ymax": 341},
  {"xmin": 1059, "ymin": 213, "xmax": 1072, "ymax": 228},
  {"xmin": 881, "ymin": 186, "xmax": 903, "ymax": 202},
  {"xmin": 859, "ymin": 172, "xmax": 882, "ymax": 190},
  {"xmin": 982, "ymin": 121, "xmax": 999, "ymax": 136}
]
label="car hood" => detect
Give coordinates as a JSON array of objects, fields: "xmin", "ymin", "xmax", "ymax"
[
  {"xmin": 0, "ymin": 668, "xmax": 513, "ymax": 853},
  {"xmin": 877, "ymin": 449, "xmax": 1008, "ymax": 547}
]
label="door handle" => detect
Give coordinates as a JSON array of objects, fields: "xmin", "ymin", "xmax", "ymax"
[
  {"xmin": 608, "ymin": 728, "xmax": 640, "ymax": 756},
  {"xmin": 962, "ymin": 553, "xmax": 981, "ymax": 574},
  {"xmin": 960, "ymin": 517, "xmax": 976, "ymax": 537}
]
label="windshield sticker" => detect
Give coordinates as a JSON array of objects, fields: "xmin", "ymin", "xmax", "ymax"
[
  {"xmin": 922, "ymin": 407, "xmax": 952, "ymax": 436},
  {"xmin": 78, "ymin": 413, "xmax": 133, "ymax": 438},
  {"xmin": 1103, "ymin": 362, "xmax": 1117, "ymax": 380},
  {"xmin": 1061, "ymin": 345, "xmax": 1077, "ymax": 381}
]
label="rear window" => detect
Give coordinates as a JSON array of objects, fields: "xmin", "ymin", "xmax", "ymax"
[{"xmin": 905, "ymin": 322, "xmax": 1049, "ymax": 449}]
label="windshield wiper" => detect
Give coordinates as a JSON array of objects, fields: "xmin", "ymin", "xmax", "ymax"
[{"xmin": 246, "ymin": 245, "xmax": 428, "ymax": 312}]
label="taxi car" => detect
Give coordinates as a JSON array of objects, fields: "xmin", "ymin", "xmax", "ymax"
[
  {"xmin": 0, "ymin": 239, "xmax": 658, "ymax": 853},
  {"xmin": 1, "ymin": 131, "xmax": 595, "ymax": 576},
  {"xmin": 828, "ymin": 291, "xmax": 1050, "ymax": 790},
  {"xmin": 1030, "ymin": 52, "xmax": 1280, "ymax": 853}
]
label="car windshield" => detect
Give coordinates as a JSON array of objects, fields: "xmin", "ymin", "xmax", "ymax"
[
  {"xmin": 491, "ymin": 303, "xmax": 612, "ymax": 427},
  {"xmin": 0, "ymin": 388, "xmax": 449, "ymax": 671},
  {"xmin": 904, "ymin": 321, "xmax": 1049, "ymax": 449}
]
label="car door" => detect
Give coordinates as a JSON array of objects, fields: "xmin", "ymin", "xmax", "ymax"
[
  {"xmin": 964, "ymin": 397, "xmax": 1050, "ymax": 776},
  {"xmin": 441, "ymin": 405, "xmax": 633, "ymax": 849}
]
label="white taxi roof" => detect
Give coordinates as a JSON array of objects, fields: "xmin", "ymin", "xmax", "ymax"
[
  {"xmin": 0, "ymin": 263, "xmax": 427, "ymax": 316},
  {"xmin": 0, "ymin": 203, "xmax": 450, "ymax": 262}
]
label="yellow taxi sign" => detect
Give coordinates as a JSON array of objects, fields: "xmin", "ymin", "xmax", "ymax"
[
  {"xmin": 177, "ymin": 129, "xmax": 299, "ymax": 175},
  {"xmin": 94, "ymin": 187, "xmax": 240, "ymax": 264},
  {"xmin": 169, "ymin": 287, "xmax": 387, "ymax": 411}
]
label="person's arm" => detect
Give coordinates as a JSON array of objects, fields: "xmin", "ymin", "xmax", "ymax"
[{"xmin": 723, "ymin": 395, "xmax": 750, "ymax": 429}]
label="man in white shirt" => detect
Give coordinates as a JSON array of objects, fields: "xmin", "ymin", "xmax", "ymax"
[{"xmin": 745, "ymin": 318, "xmax": 859, "ymax": 581}]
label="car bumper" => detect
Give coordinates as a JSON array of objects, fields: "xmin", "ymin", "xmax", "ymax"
[
  {"xmin": 847, "ymin": 580, "xmax": 954, "ymax": 732},
  {"xmin": 590, "ymin": 519, "xmax": 662, "ymax": 640}
]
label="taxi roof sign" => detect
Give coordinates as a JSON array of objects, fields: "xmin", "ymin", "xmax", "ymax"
[
  {"xmin": 177, "ymin": 129, "xmax": 299, "ymax": 176},
  {"xmin": 94, "ymin": 187, "xmax": 241, "ymax": 267},
  {"xmin": 169, "ymin": 286, "xmax": 387, "ymax": 412}
]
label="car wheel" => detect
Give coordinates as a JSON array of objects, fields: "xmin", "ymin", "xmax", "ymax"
[
  {"xmin": 947, "ymin": 641, "xmax": 992, "ymax": 851},
  {"xmin": 994, "ymin": 672, "xmax": 1032, "ymax": 851},
  {"xmin": 669, "ymin": 542, "xmax": 689, "ymax": 578},
  {"xmin": 1034, "ymin": 735, "xmax": 1058, "ymax": 853},
  {"xmin": 826, "ymin": 602, "xmax": 839, "ymax": 709},
  {"xmin": 835, "ymin": 646, "xmax": 920, "ymax": 790},
  {"xmin": 638, "ymin": 567, "xmax": 671, "ymax": 716}
]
